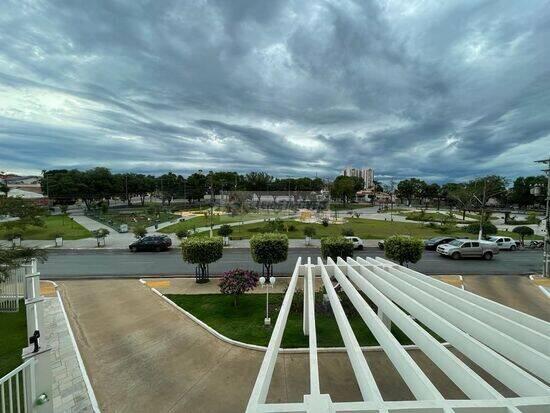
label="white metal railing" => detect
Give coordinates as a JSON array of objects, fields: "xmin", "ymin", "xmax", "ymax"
[
  {"xmin": 0, "ymin": 261, "xmax": 32, "ymax": 312},
  {"xmin": 0, "ymin": 259, "xmax": 53, "ymax": 413},
  {"xmin": 0, "ymin": 359, "xmax": 32, "ymax": 413}
]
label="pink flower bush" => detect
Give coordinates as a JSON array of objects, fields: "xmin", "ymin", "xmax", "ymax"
[{"xmin": 219, "ymin": 268, "xmax": 259, "ymax": 306}]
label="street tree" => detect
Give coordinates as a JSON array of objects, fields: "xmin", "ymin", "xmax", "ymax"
[
  {"xmin": 181, "ymin": 237, "xmax": 223, "ymax": 283},
  {"xmin": 219, "ymin": 268, "xmax": 259, "ymax": 307},
  {"xmin": 250, "ymin": 233, "xmax": 288, "ymax": 278},
  {"xmin": 321, "ymin": 236, "xmax": 354, "ymax": 261},
  {"xmin": 0, "ymin": 197, "xmax": 48, "ymax": 281},
  {"xmin": 0, "ymin": 181, "xmax": 8, "ymax": 196},
  {"xmin": 133, "ymin": 225, "xmax": 147, "ymax": 239},
  {"xmin": 512, "ymin": 226, "xmax": 534, "ymax": 245},
  {"xmin": 384, "ymin": 235, "xmax": 423, "ymax": 266}
]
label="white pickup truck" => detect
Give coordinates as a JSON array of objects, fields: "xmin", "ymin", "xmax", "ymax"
[{"xmin": 436, "ymin": 239, "xmax": 499, "ymax": 260}]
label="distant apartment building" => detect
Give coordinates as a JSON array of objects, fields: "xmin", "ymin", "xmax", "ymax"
[{"xmin": 342, "ymin": 167, "xmax": 374, "ymax": 189}]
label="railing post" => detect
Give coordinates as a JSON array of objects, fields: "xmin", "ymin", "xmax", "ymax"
[
  {"xmin": 21, "ymin": 258, "xmax": 53, "ymax": 412},
  {"xmin": 303, "ymin": 265, "xmax": 309, "ymax": 336},
  {"xmin": 22, "ymin": 344, "xmax": 53, "ymax": 412}
]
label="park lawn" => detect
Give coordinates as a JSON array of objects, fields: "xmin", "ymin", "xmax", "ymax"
[
  {"xmin": 192, "ymin": 218, "xmax": 542, "ymax": 240},
  {"xmin": 166, "ymin": 293, "xmax": 414, "ymax": 347},
  {"xmin": 0, "ymin": 215, "xmax": 92, "ymax": 240},
  {"xmin": 0, "ymin": 302, "xmax": 26, "ymax": 377},
  {"xmin": 159, "ymin": 212, "xmax": 281, "ymax": 234},
  {"xmin": 330, "ymin": 203, "xmax": 369, "ymax": 211},
  {"xmin": 96, "ymin": 210, "xmax": 177, "ymax": 230}
]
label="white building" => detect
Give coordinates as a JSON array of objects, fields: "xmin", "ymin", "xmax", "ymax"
[{"xmin": 342, "ymin": 167, "xmax": 374, "ymax": 189}]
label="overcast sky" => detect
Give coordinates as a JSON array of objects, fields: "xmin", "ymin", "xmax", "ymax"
[{"xmin": 1, "ymin": 0, "xmax": 549, "ymax": 183}]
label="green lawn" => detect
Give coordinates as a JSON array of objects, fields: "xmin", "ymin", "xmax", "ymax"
[
  {"xmin": 159, "ymin": 212, "xmax": 282, "ymax": 234},
  {"xmin": 166, "ymin": 293, "xmax": 415, "ymax": 347},
  {"xmin": 0, "ymin": 302, "xmax": 26, "ymax": 377},
  {"xmin": 0, "ymin": 215, "xmax": 92, "ymax": 240},
  {"xmin": 191, "ymin": 218, "xmax": 541, "ymax": 240},
  {"xmin": 330, "ymin": 203, "xmax": 369, "ymax": 211},
  {"xmin": 92, "ymin": 210, "xmax": 177, "ymax": 231}
]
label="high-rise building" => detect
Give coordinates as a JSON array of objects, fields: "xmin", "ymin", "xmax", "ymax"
[{"xmin": 342, "ymin": 167, "xmax": 374, "ymax": 189}]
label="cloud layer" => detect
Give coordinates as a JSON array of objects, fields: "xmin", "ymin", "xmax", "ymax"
[{"xmin": 1, "ymin": 0, "xmax": 549, "ymax": 182}]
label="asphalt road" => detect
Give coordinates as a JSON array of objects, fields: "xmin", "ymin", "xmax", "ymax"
[{"xmin": 39, "ymin": 248, "xmax": 543, "ymax": 278}]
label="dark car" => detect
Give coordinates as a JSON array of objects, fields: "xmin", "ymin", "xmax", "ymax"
[
  {"xmin": 129, "ymin": 235, "xmax": 172, "ymax": 252},
  {"xmin": 424, "ymin": 237, "xmax": 458, "ymax": 250}
]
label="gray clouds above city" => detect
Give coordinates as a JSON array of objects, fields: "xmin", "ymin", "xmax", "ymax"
[{"xmin": 1, "ymin": 0, "xmax": 549, "ymax": 182}]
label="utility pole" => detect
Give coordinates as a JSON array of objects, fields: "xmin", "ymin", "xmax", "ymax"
[
  {"xmin": 390, "ymin": 179, "xmax": 395, "ymax": 222},
  {"xmin": 535, "ymin": 157, "xmax": 550, "ymax": 278},
  {"xmin": 478, "ymin": 179, "xmax": 487, "ymax": 241},
  {"xmin": 209, "ymin": 171, "xmax": 214, "ymax": 238},
  {"xmin": 125, "ymin": 174, "xmax": 129, "ymax": 205}
]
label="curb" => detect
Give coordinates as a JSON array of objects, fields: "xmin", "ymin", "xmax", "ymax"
[
  {"xmin": 528, "ymin": 275, "xmax": 550, "ymax": 299},
  {"xmin": 140, "ymin": 279, "xmax": 450, "ymax": 354},
  {"xmin": 54, "ymin": 286, "xmax": 101, "ymax": 413}
]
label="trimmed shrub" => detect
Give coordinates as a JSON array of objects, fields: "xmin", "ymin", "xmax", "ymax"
[
  {"xmin": 321, "ymin": 218, "xmax": 329, "ymax": 227},
  {"xmin": 176, "ymin": 229, "xmax": 189, "ymax": 239},
  {"xmin": 464, "ymin": 222, "xmax": 497, "ymax": 236},
  {"xmin": 250, "ymin": 233, "xmax": 289, "ymax": 277},
  {"xmin": 219, "ymin": 268, "xmax": 259, "ymax": 307},
  {"xmin": 133, "ymin": 225, "xmax": 147, "ymax": 239},
  {"xmin": 384, "ymin": 235, "xmax": 423, "ymax": 266},
  {"xmin": 512, "ymin": 226, "xmax": 534, "ymax": 244},
  {"xmin": 321, "ymin": 236, "xmax": 354, "ymax": 261},
  {"xmin": 341, "ymin": 227, "xmax": 354, "ymax": 236},
  {"xmin": 181, "ymin": 237, "xmax": 223, "ymax": 283},
  {"xmin": 303, "ymin": 226, "xmax": 316, "ymax": 238},
  {"xmin": 218, "ymin": 224, "xmax": 233, "ymax": 237}
]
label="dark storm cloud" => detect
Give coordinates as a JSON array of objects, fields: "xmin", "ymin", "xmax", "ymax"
[{"xmin": 0, "ymin": 0, "xmax": 549, "ymax": 181}]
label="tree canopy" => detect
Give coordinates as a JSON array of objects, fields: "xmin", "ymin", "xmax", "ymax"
[{"xmin": 384, "ymin": 236, "xmax": 423, "ymax": 266}]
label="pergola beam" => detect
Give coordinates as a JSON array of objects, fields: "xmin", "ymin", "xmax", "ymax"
[
  {"xmin": 340, "ymin": 257, "xmax": 502, "ymax": 401},
  {"xmin": 371, "ymin": 259, "xmax": 549, "ymax": 355},
  {"xmin": 247, "ymin": 256, "xmax": 550, "ymax": 413},
  {"xmin": 327, "ymin": 258, "xmax": 443, "ymax": 402},
  {"xmin": 246, "ymin": 258, "xmax": 302, "ymax": 412},
  {"xmin": 351, "ymin": 257, "xmax": 550, "ymax": 397},
  {"xmin": 319, "ymin": 258, "xmax": 382, "ymax": 402},
  {"xmin": 360, "ymin": 260, "xmax": 550, "ymax": 383}
]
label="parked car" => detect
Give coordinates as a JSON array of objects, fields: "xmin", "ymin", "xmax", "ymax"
[
  {"xmin": 486, "ymin": 236, "xmax": 519, "ymax": 251},
  {"xmin": 129, "ymin": 235, "xmax": 172, "ymax": 252},
  {"xmin": 424, "ymin": 236, "xmax": 458, "ymax": 250},
  {"xmin": 345, "ymin": 236, "xmax": 364, "ymax": 250},
  {"xmin": 436, "ymin": 239, "xmax": 499, "ymax": 260}
]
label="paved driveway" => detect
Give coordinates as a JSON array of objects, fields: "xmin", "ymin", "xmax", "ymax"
[{"xmin": 57, "ymin": 277, "xmax": 547, "ymax": 412}]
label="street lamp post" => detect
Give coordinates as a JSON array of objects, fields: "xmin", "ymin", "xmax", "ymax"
[
  {"xmin": 535, "ymin": 157, "xmax": 550, "ymax": 278},
  {"xmin": 259, "ymin": 276, "xmax": 276, "ymax": 326}
]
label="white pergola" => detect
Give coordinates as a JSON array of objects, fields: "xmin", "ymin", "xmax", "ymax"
[{"xmin": 246, "ymin": 256, "xmax": 550, "ymax": 413}]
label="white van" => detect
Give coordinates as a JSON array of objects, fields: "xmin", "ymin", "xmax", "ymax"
[
  {"xmin": 345, "ymin": 236, "xmax": 364, "ymax": 250},
  {"xmin": 486, "ymin": 236, "xmax": 519, "ymax": 250}
]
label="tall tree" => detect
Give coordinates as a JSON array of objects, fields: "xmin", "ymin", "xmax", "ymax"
[
  {"xmin": 330, "ymin": 176, "xmax": 363, "ymax": 204},
  {"xmin": 510, "ymin": 176, "xmax": 546, "ymax": 208},
  {"xmin": 396, "ymin": 178, "xmax": 426, "ymax": 206}
]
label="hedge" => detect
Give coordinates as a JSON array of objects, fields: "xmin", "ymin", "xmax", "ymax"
[
  {"xmin": 320, "ymin": 236, "xmax": 354, "ymax": 261},
  {"xmin": 181, "ymin": 236, "xmax": 223, "ymax": 265},
  {"xmin": 250, "ymin": 233, "xmax": 289, "ymax": 265}
]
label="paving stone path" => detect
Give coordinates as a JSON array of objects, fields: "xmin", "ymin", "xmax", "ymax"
[{"xmin": 43, "ymin": 297, "xmax": 94, "ymax": 412}]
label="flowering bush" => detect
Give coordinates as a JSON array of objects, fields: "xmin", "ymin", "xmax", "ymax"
[{"xmin": 219, "ymin": 268, "xmax": 259, "ymax": 307}]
